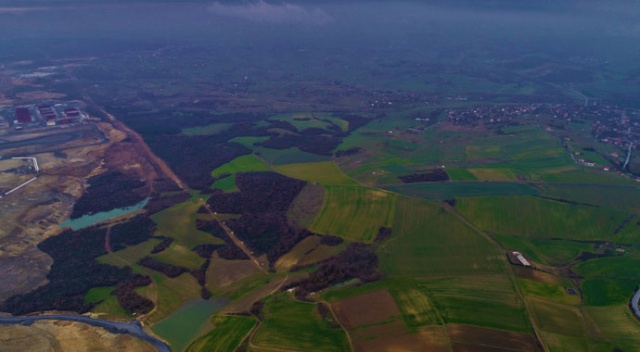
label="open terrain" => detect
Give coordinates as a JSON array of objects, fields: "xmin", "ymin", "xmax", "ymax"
[{"xmin": 2, "ymin": 2, "xmax": 640, "ymax": 351}]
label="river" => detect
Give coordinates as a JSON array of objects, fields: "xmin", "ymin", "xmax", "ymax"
[{"xmin": 0, "ymin": 314, "xmax": 171, "ymax": 352}]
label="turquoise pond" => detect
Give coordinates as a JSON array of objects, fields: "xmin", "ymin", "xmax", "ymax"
[{"xmin": 59, "ymin": 198, "xmax": 149, "ymax": 230}]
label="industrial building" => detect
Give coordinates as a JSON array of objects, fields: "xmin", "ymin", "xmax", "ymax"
[
  {"xmin": 3, "ymin": 102, "xmax": 86, "ymax": 129},
  {"xmin": 15, "ymin": 107, "xmax": 33, "ymax": 124}
]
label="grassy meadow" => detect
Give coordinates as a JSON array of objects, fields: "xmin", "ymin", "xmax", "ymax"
[{"xmin": 310, "ymin": 186, "xmax": 396, "ymax": 241}]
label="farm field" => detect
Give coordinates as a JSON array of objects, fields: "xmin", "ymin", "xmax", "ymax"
[
  {"xmin": 378, "ymin": 197, "xmax": 507, "ymax": 277},
  {"xmin": 138, "ymin": 272, "xmax": 204, "ymax": 325},
  {"xmin": 492, "ymin": 235, "xmax": 595, "ymax": 266},
  {"xmin": 185, "ymin": 315, "xmax": 257, "ymax": 352},
  {"xmin": 151, "ymin": 299, "xmax": 227, "ymax": 352},
  {"xmin": 251, "ymin": 294, "xmax": 351, "ymax": 352},
  {"xmin": 210, "ymin": 154, "xmax": 270, "ymax": 191},
  {"xmin": 8, "ymin": 4, "xmax": 640, "ymax": 351},
  {"xmin": 385, "ymin": 181, "xmax": 540, "ymax": 199},
  {"xmin": 542, "ymin": 183, "xmax": 640, "ymax": 213},
  {"xmin": 274, "ymin": 236, "xmax": 344, "ymax": 272},
  {"xmin": 150, "ymin": 199, "xmax": 222, "ymax": 249},
  {"xmin": 211, "ymin": 154, "xmax": 269, "ymax": 178},
  {"xmin": 309, "ymin": 186, "xmax": 396, "ymax": 241},
  {"xmin": 274, "ymin": 161, "xmax": 357, "ymax": 186},
  {"xmin": 456, "ymin": 195, "xmax": 628, "ymax": 240}
]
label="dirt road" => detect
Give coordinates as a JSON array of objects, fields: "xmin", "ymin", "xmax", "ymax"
[
  {"xmin": 202, "ymin": 202, "xmax": 268, "ymax": 273},
  {"xmin": 102, "ymin": 110, "xmax": 186, "ymax": 191}
]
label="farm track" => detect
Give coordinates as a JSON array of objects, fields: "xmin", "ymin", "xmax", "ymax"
[
  {"xmin": 440, "ymin": 202, "xmax": 548, "ymax": 352},
  {"xmin": 74, "ymin": 77, "xmax": 186, "ymax": 191},
  {"xmin": 105, "ymin": 110, "xmax": 186, "ymax": 191},
  {"xmin": 201, "ymin": 202, "xmax": 269, "ymax": 273},
  {"xmin": 319, "ymin": 299, "xmax": 354, "ymax": 352}
]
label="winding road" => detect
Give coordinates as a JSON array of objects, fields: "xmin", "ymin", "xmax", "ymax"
[
  {"xmin": 631, "ymin": 287, "xmax": 640, "ymax": 319},
  {"xmin": 0, "ymin": 314, "xmax": 171, "ymax": 352}
]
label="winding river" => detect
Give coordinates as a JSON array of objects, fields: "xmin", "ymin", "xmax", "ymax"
[{"xmin": 0, "ymin": 314, "xmax": 171, "ymax": 352}]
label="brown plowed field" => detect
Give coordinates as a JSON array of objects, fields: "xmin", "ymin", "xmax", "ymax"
[{"xmin": 332, "ymin": 290, "xmax": 400, "ymax": 329}]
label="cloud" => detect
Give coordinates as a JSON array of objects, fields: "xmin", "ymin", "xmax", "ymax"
[{"xmin": 207, "ymin": 1, "xmax": 333, "ymax": 26}]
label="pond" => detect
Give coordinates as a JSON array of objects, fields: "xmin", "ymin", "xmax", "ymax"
[{"xmin": 59, "ymin": 198, "xmax": 149, "ymax": 230}]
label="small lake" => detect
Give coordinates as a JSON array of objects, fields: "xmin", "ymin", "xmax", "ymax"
[
  {"xmin": 59, "ymin": 198, "xmax": 149, "ymax": 230},
  {"xmin": 151, "ymin": 298, "xmax": 229, "ymax": 352}
]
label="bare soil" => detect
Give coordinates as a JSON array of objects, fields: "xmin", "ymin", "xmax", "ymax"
[
  {"xmin": 332, "ymin": 290, "xmax": 400, "ymax": 329},
  {"xmin": 0, "ymin": 320, "xmax": 157, "ymax": 352}
]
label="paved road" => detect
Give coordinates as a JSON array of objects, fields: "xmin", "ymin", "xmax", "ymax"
[
  {"xmin": 0, "ymin": 314, "xmax": 171, "ymax": 352},
  {"xmin": 631, "ymin": 287, "xmax": 640, "ymax": 319}
]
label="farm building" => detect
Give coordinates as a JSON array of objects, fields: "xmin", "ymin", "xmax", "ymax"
[{"xmin": 512, "ymin": 251, "xmax": 531, "ymax": 267}]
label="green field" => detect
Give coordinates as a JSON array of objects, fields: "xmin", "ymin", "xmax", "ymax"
[
  {"xmin": 492, "ymin": 235, "xmax": 594, "ymax": 266},
  {"xmin": 275, "ymin": 236, "xmax": 345, "ymax": 272},
  {"xmin": 151, "ymin": 242, "xmax": 205, "ymax": 269},
  {"xmin": 581, "ymin": 279, "xmax": 638, "ymax": 306},
  {"xmin": 211, "ymin": 154, "xmax": 270, "ymax": 178},
  {"xmin": 378, "ymin": 197, "xmax": 507, "ymax": 277},
  {"xmin": 228, "ymin": 136, "xmax": 269, "ymax": 148},
  {"xmin": 584, "ymin": 305, "xmax": 640, "ymax": 350},
  {"xmin": 251, "ymin": 294, "xmax": 350, "ymax": 352},
  {"xmin": 428, "ymin": 276, "xmax": 530, "ymax": 332},
  {"xmin": 542, "ymin": 184, "xmax": 640, "ymax": 213},
  {"xmin": 456, "ymin": 196, "xmax": 628, "ymax": 240},
  {"xmin": 468, "ymin": 167, "xmax": 518, "ymax": 181},
  {"xmin": 139, "ymin": 272, "xmax": 204, "ymax": 325},
  {"xmin": 85, "ymin": 286, "xmax": 130, "ymax": 318},
  {"xmin": 211, "ymin": 176, "xmax": 237, "ymax": 192},
  {"xmin": 517, "ymin": 278, "xmax": 580, "ymax": 305},
  {"xmin": 268, "ymin": 112, "xmax": 344, "ymax": 132},
  {"xmin": 275, "ymin": 161, "xmax": 357, "ymax": 186},
  {"xmin": 151, "ymin": 199, "xmax": 223, "ymax": 249},
  {"xmin": 385, "ymin": 181, "xmax": 540, "ymax": 199},
  {"xmin": 529, "ymin": 298, "xmax": 587, "ymax": 338},
  {"xmin": 151, "ymin": 299, "xmax": 227, "ymax": 352},
  {"xmin": 446, "ymin": 168, "xmax": 478, "ymax": 181},
  {"xmin": 255, "ymin": 146, "xmax": 330, "ymax": 165},
  {"xmin": 541, "ymin": 169, "xmax": 637, "ymax": 185},
  {"xmin": 185, "ymin": 315, "xmax": 257, "ymax": 352},
  {"xmin": 310, "ymin": 186, "xmax": 396, "ymax": 241},
  {"xmin": 98, "ymin": 238, "xmax": 161, "ymax": 268},
  {"xmin": 387, "ymin": 280, "xmax": 443, "ymax": 327}
]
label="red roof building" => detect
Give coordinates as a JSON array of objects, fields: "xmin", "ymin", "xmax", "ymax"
[{"xmin": 15, "ymin": 107, "xmax": 32, "ymax": 123}]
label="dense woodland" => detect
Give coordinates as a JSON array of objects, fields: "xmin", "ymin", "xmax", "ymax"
[
  {"xmin": 113, "ymin": 108, "xmax": 371, "ymax": 190},
  {"xmin": 195, "ymin": 219, "xmax": 249, "ymax": 260},
  {"xmin": 207, "ymin": 172, "xmax": 306, "ymax": 214},
  {"xmin": 70, "ymin": 170, "xmax": 147, "ymax": 218},
  {"xmin": 111, "ymin": 275, "xmax": 154, "ymax": 314},
  {"xmin": 289, "ymin": 243, "xmax": 380, "ymax": 299},
  {"xmin": 228, "ymin": 213, "xmax": 314, "ymax": 265},
  {"xmin": 138, "ymin": 256, "xmax": 188, "ymax": 278},
  {"xmin": 398, "ymin": 169, "xmax": 450, "ymax": 183},
  {"xmin": 2, "ymin": 216, "xmax": 155, "ymax": 315},
  {"xmin": 206, "ymin": 171, "xmax": 313, "ymax": 265}
]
